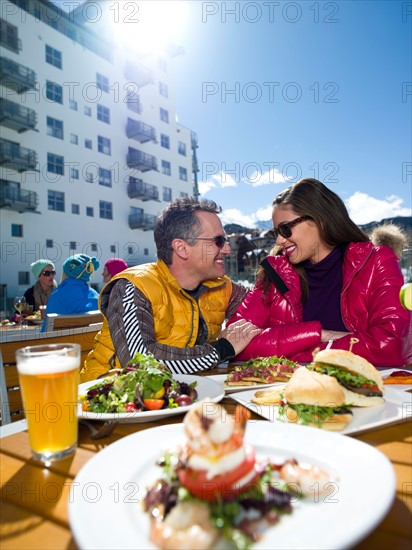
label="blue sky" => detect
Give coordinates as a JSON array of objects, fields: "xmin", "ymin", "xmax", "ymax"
[{"xmin": 55, "ymin": 1, "xmax": 411, "ymax": 227}]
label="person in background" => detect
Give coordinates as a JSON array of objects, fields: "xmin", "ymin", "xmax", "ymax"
[
  {"xmin": 41, "ymin": 254, "xmax": 100, "ymax": 332},
  {"xmin": 81, "ymin": 197, "xmax": 261, "ymax": 382},
  {"xmin": 12, "ymin": 259, "xmax": 57, "ymax": 323},
  {"xmin": 102, "ymin": 258, "xmax": 128, "ymax": 284},
  {"xmin": 228, "ymin": 178, "xmax": 411, "ymax": 367}
]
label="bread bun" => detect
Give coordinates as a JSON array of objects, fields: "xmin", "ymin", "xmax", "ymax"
[
  {"xmin": 281, "ymin": 405, "xmax": 352, "ymax": 431},
  {"xmin": 284, "ymin": 367, "xmax": 345, "ymax": 407},
  {"xmin": 313, "ymin": 349, "xmax": 383, "ymax": 392},
  {"xmin": 340, "ymin": 387, "xmax": 384, "ymax": 407}
]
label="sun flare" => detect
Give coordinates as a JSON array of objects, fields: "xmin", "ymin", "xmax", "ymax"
[{"xmin": 111, "ymin": 0, "xmax": 187, "ymax": 55}]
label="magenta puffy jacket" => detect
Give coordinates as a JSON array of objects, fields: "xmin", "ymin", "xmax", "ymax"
[{"xmin": 229, "ymin": 242, "xmax": 411, "ymax": 367}]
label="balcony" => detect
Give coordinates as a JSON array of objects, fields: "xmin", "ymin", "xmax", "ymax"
[
  {"xmin": 124, "ymin": 61, "xmax": 153, "ymax": 87},
  {"xmin": 0, "ymin": 99, "xmax": 37, "ymax": 133},
  {"xmin": 126, "ymin": 119, "xmax": 156, "ymax": 143},
  {"xmin": 0, "ymin": 57, "xmax": 37, "ymax": 93},
  {"xmin": 127, "ymin": 148, "xmax": 157, "ymax": 172},
  {"xmin": 128, "ymin": 212, "xmax": 156, "ymax": 231},
  {"xmin": 127, "ymin": 177, "xmax": 159, "ymax": 201},
  {"xmin": 0, "ymin": 180, "xmax": 39, "ymax": 212},
  {"xmin": 0, "ymin": 139, "xmax": 37, "ymax": 172}
]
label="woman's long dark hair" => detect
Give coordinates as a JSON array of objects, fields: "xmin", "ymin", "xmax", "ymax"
[{"xmin": 257, "ymin": 178, "xmax": 369, "ymax": 298}]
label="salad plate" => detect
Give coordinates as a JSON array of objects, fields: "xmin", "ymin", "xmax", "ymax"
[
  {"xmin": 69, "ymin": 420, "xmax": 395, "ymax": 549},
  {"xmin": 206, "ymin": 373, "xmax": 284, "ymax": 394},
  {"xmin": 78, "ymin": 375, "xmax": 224, "ymax": 423},
  {"xmin": 229, "ymin": 386, "xmax": 411, "ymax": 435}
]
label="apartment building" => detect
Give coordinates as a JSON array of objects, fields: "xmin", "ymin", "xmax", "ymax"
[{"xmin": 0, "ymin": 0, "xmax": 197, "ymax": 305}]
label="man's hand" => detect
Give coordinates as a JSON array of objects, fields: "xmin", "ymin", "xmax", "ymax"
[{"xmin": 220, "ymin": 319, "xmax": 262, "ymax": 356}]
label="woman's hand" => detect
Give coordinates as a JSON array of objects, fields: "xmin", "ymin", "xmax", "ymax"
[
  {"xmin": 321, "ymin": 330, "xmax": 350, "ymax": 343},
  {"xmin": 219, "ymin": 319, "xmax": 262, "ymax": 356}
]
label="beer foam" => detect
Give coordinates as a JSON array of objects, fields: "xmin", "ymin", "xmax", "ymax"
[{"xmin": 17, "ymin": 354, "xmax": 79, "ymax": 375}]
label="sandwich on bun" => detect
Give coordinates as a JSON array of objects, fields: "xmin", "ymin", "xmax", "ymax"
[
  {"xmin": 308, "ymin": 349, "xmax": 384, "ymax": 407},
  {"xmin": 279, "ymin": 366, "xmax": 353, "ymax": 431}
]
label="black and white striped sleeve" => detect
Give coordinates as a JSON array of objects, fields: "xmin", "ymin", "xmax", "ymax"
[{"xmin": 106, "ymin": 280, "xmax": 228, "ymax": 375}]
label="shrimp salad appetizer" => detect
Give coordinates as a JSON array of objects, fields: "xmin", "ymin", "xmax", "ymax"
[{"xmin": 143, "ymin": 401, "xmax": 333, "ymax": 549}]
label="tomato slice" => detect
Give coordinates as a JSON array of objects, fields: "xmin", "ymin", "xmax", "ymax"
[
  {"xmin": 143, "ymin": 399, "xmax": 164, "ymax": 410},
  {"xmin": 178, "ymin": 443, "xmax": 258, "ymax": 502}
]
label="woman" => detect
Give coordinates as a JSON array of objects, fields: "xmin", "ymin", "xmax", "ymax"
[
  {"xmin": 41, "ymin": 254, "xmax": 100, "ymax": 332},
  {"xmin": 229, "ymin": 178, "xmax": 411, "ymax": 367},
  {"xmin": 13, "ymin": 259, "xmax": 57, "ymax": 322}
]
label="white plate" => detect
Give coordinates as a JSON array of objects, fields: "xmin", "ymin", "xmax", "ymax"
[
  {"xmin": 69, "ymin": 421, "xmax": 395, "ymax": 550},
  {"xmin": 78, "ymin": 375, "xmax": 224, "ymax": 423},
  {"xmin": 207, "ymin": 373, "xmax": 285, "ymax": 394},
  {"xmin": 229, "ymin": 386, "xmax": 412, "ymax": 435}
]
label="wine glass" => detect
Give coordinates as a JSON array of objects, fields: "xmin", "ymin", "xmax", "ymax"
[{"xmin": 14, "ymin": 296, "xmax": 26, "ymax": 326}]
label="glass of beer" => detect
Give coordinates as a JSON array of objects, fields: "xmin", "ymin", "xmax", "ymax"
[{"xmin": 15, "ymin": 343, "xmax": 81, "ymax": 463}]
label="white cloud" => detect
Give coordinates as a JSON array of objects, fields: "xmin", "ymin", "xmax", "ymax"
[
  {"xmin": 346, "ymin": 192, "xmax": 411, "ymax": 224},
  {"xmin": 221, "ymin": 204, "xmax": 273, "ymax": 228},
  {"xmin": 244, "ymin": 166, "xmax": 291, "ymax": 187}
]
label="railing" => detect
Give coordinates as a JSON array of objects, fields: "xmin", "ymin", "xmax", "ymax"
[
  {"xmin": 0, "ymin": 57, "xmax": 37, "ymax": 93},
  {"xmin": 126, "ymin": 148, "xmax": 157, "ymax": 172},
  {"xmin": 127, "ymin": 178, "xmax": 159, "ymax": 201},
  {"xmin": 0, "ymin": 139, "xmax": 37, "ymax": 172},
  {"xmin": 128, "ymin": 212, "xmax": 156, "ymax": 230},
  {"xmin": 0, "ymin": 99, "xmax": 37, "ymax": 132},
  {"xmin": 126, "ymin": 119, "xmax": 156, "ymax": 143},
  {"xmin": 0, "ymin": 180, "xmax": 39, "ymax": 212}
]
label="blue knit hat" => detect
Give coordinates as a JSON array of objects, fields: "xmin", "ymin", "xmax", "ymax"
[
  {"xmin": 63, "ymin": 254, "xmax": 100, "ymax": 282},
  {"xmin": 31, "ymin": 259, "xmax": 55, "ymax": 279}
]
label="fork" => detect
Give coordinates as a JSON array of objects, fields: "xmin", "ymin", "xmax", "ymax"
[{"xmin": 79, "ymin": 419, "xmax": 118, "ymax": 440}]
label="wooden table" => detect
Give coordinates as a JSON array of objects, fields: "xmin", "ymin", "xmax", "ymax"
[{"xmin": 1, "ymin": 371, "xmax": 411, "ymax": 550}]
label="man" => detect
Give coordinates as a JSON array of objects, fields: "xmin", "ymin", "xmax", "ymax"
[{"xmin": 80, "ymin": 198, "xmax": 261, "ymax": 382}]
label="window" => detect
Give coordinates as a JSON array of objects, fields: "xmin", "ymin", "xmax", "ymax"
[
  {"xmin": 48, "ymin": 190, "xmax": 65, "ymax": 211},
  {"xmin": 127, "ymin": 245, "xmax": 133, "ymax": 255},
  {"xmin": 47, "ymin": 153, "xmax": 64, "ymax": 175},
  {"xmin": 72, "ymin": 204, "xmax": 80, "ymax": 214},
  {"xmin": 159, "ymin": 82, "xmax": 168, "ymax": 98},
  {"xmin": 160, "ymin": 134, "xmax": 170, "ymax": 149},
  {"xmin": 45, "ymin": 45, "xmax": 62, "ymax": 68},
  {"xmin": 91, "ymin": 243, "xmax": 98, "ymax": 252},
  {"xmin": 160, "ymin": 108, "xmax": 169, "ymax": 123},
  {"xmin": 84, "ymin": 106, "xmax": 92, "ymax": 116},
  {"xmin": 70, "ymin": 167, "xmax": 79, "ymax": 180},
  {"xmin": 144, "ymin": 248, "xmax": 149, "ymax": 255},
  {"xmin": 179, "ymin": 166, "xmax": 188, "ymax": 181},
  {"xmin": 110, "ymin": 245, "xmax": 116, "ymax": 253},
  {"xmin": 11, "ymin": 224, "xmax": 23, "ymax": 237},
  {"xmin": 18, "ymin": 272, "xmax": 30, "ymax": 285},
  {"xmin": 99, "ymin": 200, "xmax": 113, "ymax": 219},
  {"xmin": 163, "ymin": 187, "xmax": 172, "ymax": 202},
  {"xmin": 99, "ymin": 167, "xmax": 112, "ymax": 186},
  {"xmin": 96, "ymin": 73, "xmax": 109, "ymax": 93},
  {"xmin": 98, "ymin": 136, "xmax": 111, "ymax": 155},
  {"xmin": 85, "ymin": 171, "xmax": 94, "ymax": 183},
  {"xmin": 46, "ymin": 239, "xmax": 53, "ymax": 248},
  {"xmin": 180, "ymin": 192, "xmax": 189, "ymax": 198},
  {"xmin": 46, "ymin": 116, "xmax": 63, "ymax": 139},
  {"xmin": 46, "ymin": 80, "xmax": 63, "ymax": 103},
  {"xmin": 97, "ymin": 104, "xmax": 110, "ymax": 124},
  {"xmin": 85, "ymin": 139, "xmax": 92, "ymax": 149},
  {"xmin": 158, "ymin": 57, "xmax": 167, "ymax": 72},
  {"xmin": 178, "ymin": 141, "xmax": 187, "ymax": 156},
  {"xmin": 86, "ymin": 207, "xmax": 94, "ymax": 217},
  {"xmin": 69, "ymin": 241, "xmax": 77, "ymax": 250},
  {"xmin": 161, "ymin": 160, "xmax": 171, "ymax": 176},
  {"xmin": 70, "ymin": 100, "xmax": 78, "ymax": 111},
  {"xmin": 70, "ymin": 133, "xmax": 78, "ymax": 145},
  {"xmin": 126, "ymin": 89, "xmax": 141, "ymax": 114}
]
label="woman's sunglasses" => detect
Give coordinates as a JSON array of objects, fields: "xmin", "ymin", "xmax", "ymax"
[
  {"xmin": 193, "ymin": 236, "xmax": 230, "ymax": 249},
  {"xmin": 42, "ymin": 270, "xmax": 56, "ymax": 277},
  {"xmin": 268, "ymin": 215, "xmax": 312, "ymax": 240}
]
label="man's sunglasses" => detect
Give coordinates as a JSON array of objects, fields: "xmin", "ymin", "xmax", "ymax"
[
  {"xmin": 42, "ymin": 270, "xmax": 56, "ymax": 277},
  {"xmin": 193, "ymin": 236, "xmax": 230, "ymax": 249},
  {"xmin": 268, "ymin": 215, "xmax": 312, "ymax": 240}
]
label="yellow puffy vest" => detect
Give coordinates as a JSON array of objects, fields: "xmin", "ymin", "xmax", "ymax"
[{"xmin": 80, "ymin": 260, "xmax": 232, "ymax": 382}]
